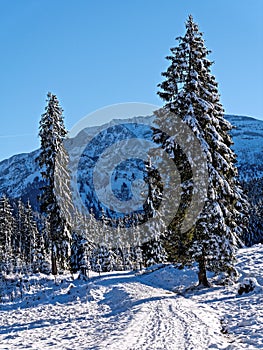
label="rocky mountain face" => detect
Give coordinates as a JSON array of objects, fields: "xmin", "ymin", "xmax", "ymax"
[
  {"xmin": 0, "ymin": 114, "xmax": 262, "ymax": 243},
  {"xmin": 0, "ymin": 149, "xmax": 42, "ymax": 210}
]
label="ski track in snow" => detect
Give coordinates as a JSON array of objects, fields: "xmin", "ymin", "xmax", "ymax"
[
  {"xmin": 98, "ymin": 282, "xmax": 233, "ymax": 350},
  {"xmin": 1, "ymin": 245, "xmax": 262, "ymax": 349},
  {"xmin": 0, "ymin": 275, "xmax": 235, "ymax": 350}
]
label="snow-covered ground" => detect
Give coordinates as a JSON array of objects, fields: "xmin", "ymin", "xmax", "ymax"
[{"xmin": 0, "ymin": 245, "xmax": 262, "ymax": 350}]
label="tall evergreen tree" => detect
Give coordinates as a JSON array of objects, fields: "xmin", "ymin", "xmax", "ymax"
[
  {"xmin": 37, "ymin": 93, "xmax": 72, "ymax": 275},
  {"xmin": 23, "ymin": 201, "xmax": 38, "ymax": 270},
  {"xmin": 241, "ymin": 178, "xmax": 263, "ymax": 246},
  {"xmin": 70, "ymin": 210, "xmax": 93, "ymax": 274},
  {"xmin": 142, "ymin": 159, "xmax": 167, "ymax": 267},
  {"xmin": 155, "ymin": 15, "xmax": 248, "ymax": 286},
  {"xmin": 248, "ymin": 201, "xmax": 263, "ymax": 245},
  {"xmin": 0, "ymin": 196, "xmax": 15, "ymax": 273},
  {"xmin": 13, "ymin": 199, "xmax": 24, "ymax": 271},
  {"xmin": 14, "ymin": 199, "xmax": 37, "ymax": 271},
  {"xmin": 35, "ymin": 213, "xmax": 52, "ymax": 273}
]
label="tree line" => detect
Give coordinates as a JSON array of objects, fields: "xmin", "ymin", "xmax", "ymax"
[{"xmin": 0, "ymin": 193, "xmax": 166, "ymax": 277}]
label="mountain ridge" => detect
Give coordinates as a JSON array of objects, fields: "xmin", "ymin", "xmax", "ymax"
[{"xmin": 0, "ymin": 114, "xmax": 262, "ymax": 211}]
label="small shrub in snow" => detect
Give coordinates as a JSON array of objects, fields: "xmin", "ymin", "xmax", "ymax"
[{"xmin": 237, "ymin": 278, "xmax": 256, "ymax": 295}]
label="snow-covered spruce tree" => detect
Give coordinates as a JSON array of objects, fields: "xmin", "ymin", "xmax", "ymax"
[
  {"xmin": 142, "ymin": 159, "xmax": 167, "ymax": 267},
  {"xmin": 71, "ymin": 232, "xmax": 91, "ymax": 276},
  {"xmin": 92, "ymin": 244, "xmax": 115, "ymax": 272},
  {"xmin": 70, "ymin": 211, "xmax": 93, "ymax": 274},
  {"xmin": 37, "ymin": 93, "xmax": 72, "ymax": 275},
  {"xmin": 131, "ymin": 245, "xmax": 143, "ymax": 270},
  {"xmin": 14, "ymin": 199, "xmax": 37, "ymax": 272},
  {"xmin": 155, "ymin": 15, "xmax": 248, "ymax": 286},
  {"xmin": 141, "ymin": 209, "xmax": 167, "ymax": 267},
  {"xmin": 241, "ymin": 178, "xmax": 263, "ymax": 246},
  {"xmin": 0, "ymin": 196, "xmax": 15, "ymax": 273},
  {"xmin": 247, "ymin": 201, "xmax": 263, "ymax": 246},
  {"xmin": 23, "ymin": 201, "xmax": 38, "ymax": 271},
  {"xmin": 141, "ymin": 237, "xmax": 167, "ymax": 267},
  {"xmin": 34, "ymin": 213, "xmax": 51, "ymax": 273},
  {"xmin": 13, "ymin": 199, "xmax": 25, "ymax": 272}
]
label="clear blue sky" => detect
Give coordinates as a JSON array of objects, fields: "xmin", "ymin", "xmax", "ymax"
[{"xmin": 0, "ymin": 0, "xmax": 262, "ymax": 161}]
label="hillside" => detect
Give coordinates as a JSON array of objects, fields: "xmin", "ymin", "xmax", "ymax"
[
  {"xmin": 226, "ymin": 115, "xmax": 263, "ymax": 180},
  {"xmin": 1, "ymin": 244, "xmax": 262, "ymax": 349}
]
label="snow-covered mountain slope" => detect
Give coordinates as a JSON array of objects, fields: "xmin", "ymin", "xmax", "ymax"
[
  {"xmin": 1, "ymin": 244, "xmax": 262, "ymax": 349},
  {"xmin": 0, "ymin": 149, "xmax": 41, "ymax": 209},
  {"xmin": 0, "ymin": 114, "xmax": 262, "ymax": 211},
  {"xmin": 226, "ymin": 115, "xmax": 263, "ymax": 180}
]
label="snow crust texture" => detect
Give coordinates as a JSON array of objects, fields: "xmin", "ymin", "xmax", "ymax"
[{"xmin": 1, "ymin": 245, "xmax": 262, "ymax": 349}]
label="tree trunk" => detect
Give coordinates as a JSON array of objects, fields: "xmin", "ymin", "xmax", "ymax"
[
  {"xmin": 51, "ymin": 250, "xmax": 58, "ymax": 275},
  {"xmin": 198, "ymin": 257, "xmax": 210, "ymax": 287}
]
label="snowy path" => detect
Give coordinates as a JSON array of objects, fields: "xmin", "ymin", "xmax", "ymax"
[
  {"xmin": 2, "ymin": 245, "xmax": 263, "ymax": 349},
  {"xmin": 96, "ymin": 279, "xmax": 233, "ymax": 350},
  {"xmin": 0, "ymin": 271, "xmax": 237, "ymax": 350}
]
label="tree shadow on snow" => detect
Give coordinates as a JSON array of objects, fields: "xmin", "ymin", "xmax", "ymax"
[
  {"xmin": 0, "ymin": 268, "xmax": 178, "ymax": 312},
  {"xmin": 99, "ymin": 285, "xmax": 177, "ymax": 318}
]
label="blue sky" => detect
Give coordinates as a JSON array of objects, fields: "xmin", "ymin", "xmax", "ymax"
[{"xmin": 0, "ymin": 0, "xmax": 262, "ymax": 161}]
